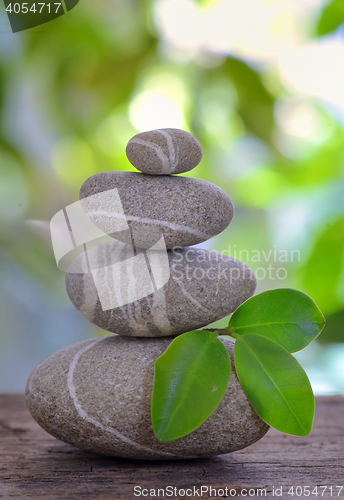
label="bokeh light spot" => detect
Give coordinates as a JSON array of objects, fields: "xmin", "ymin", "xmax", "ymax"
[
  {"xmin": 275, "ymin": 97, "xmax": 334, "ymax": 143},
  {"xmin": 129, "ymin": 91, "xmax": 184, "ymax": 131},
  {"xmin": 280, "ymin": 38, "xmax": 344, "ymax": 111},
  {"xmin": 95, "ymin": 112, "xmax": 137, "ymax": 158},
  {"xmin": 235, "ymin": 168, "xmax": 287, "ymax": 207},
  {"xmin": 52, "ymin": 137, "xmax": 96, "ymax": 188}
]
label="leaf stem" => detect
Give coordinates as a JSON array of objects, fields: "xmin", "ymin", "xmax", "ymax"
[
  {"xmin": 230, "ymin": 331, "xmax": 241, "ymax": 340},
  {"xmin": 215, "ymin": 328, "xmax": 229, "ymax": 336},
  {"xmin": 203, "ymin": 328, "xmax": 228, "ymax": 336},
  {"xmin": 227, "ymin": 326, "xmax": 237, "ymax": 335}
]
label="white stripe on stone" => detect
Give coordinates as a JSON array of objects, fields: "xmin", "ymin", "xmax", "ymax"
[
  {"xmin": 67, "ymin": 338, "xmax": 185, "ymax": 458},
  {"xmin": 175, "ymin": 281, "xmax": 211, "ymax": 313},
  {"xmin": 151, "ymin": 288, "xmax": 174, "ymax": 335},
  {"xmin": 156, "ymin": 130, "xmax": 178, "ymax": 174},
  {"xmin": 85, "ymin": 210, "xmax": 212, "ymax": 240},
  {"xmin": 129, "ymin": 137, "xmax": 171, "ymax": 173}
]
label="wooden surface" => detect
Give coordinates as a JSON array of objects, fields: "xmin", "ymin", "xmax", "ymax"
[{"xmin": 0, "ymin": 395, "xmax": 343, "ymax": 499}]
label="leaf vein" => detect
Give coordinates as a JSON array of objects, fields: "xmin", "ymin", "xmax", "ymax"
[{"xmin": 241, "ymin": 340, "xmax": 306, "ymax": 431}]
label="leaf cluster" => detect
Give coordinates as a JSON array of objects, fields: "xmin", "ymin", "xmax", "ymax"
[{"xmin": 151, "ymin": 289, "xmax": 325, "ymax": 442}]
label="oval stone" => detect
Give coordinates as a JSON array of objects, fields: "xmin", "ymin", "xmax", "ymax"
[
  {"xmin": 26, "ymin": 335, "xmax": 269, "ymax": 459},
  {"xmin": 66, "ymin": 243, "xmax": 256, "ymax": 337},
  {"xmin": 79, "ymin": 172, "xmax": 234, "ymax": 249},
  {"xmin": 126, "ymin": 128, "xmax": 202, "ymax": 175}
]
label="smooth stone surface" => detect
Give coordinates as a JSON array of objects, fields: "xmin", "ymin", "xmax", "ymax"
[
  {"xmin": 66, "ymin": 243, "xmax": 257, "ymax": 337},
  {"xmin": 126, "ymin": 128, "xmax": 202, "ymax": 175},
  {"xmin": 79, "ymin": 171, "xmax": 234, "ymax": 249},
  {"xmin": 26, "ymin": 335, "xmax": 269, "ymax": 460}
]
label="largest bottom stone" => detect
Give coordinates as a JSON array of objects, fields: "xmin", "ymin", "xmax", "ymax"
[{"xmin": 26, "ymin": 335, "xmax": 269, "ymax": 460}]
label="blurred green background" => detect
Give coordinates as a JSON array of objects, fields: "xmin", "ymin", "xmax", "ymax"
[{"xmin": 0, "ymin": 0, "xmax": 343, "ymax": 393}]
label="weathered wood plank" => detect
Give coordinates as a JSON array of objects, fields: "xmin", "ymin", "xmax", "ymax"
[{"xmin": 0, "ymin": 395, "xmax": 343, "ymax": 499}]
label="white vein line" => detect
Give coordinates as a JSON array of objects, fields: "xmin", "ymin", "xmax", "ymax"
[
  {"xmin": 85, "ymin": 210, "xmax": 212, "ymax": 240},
  {"xmin": 130, "ymin": 137, "xmax": 171, "ymax": 172},
  {"xmin": 151, "ymin": 289, "xmax": 174, "ymax": 335},
  {"xmin": 175, "ymin": 281, "xmax": 211, "ymax": 313},
  {"xmin": 67, "ymin": 337, "xmax": 186, "ymax": 458},
  {"xmin": 156, "ymin": 130, "xmax": 178, "ymax": 174}
]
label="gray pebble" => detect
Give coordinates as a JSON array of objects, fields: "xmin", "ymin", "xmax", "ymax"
[
  {"xmin": 79, "ymin": 171, "xmax": 234, "ymax": 249},
  {"xmin": 26, "ymin": 335, "xmax": 269, "ymax": 459},
  {"xmin": 126, "ymin": 128, "xmax": 202, "ymax": 175},
  {"xmin": 66, "ymin": 243, "xmax": 256, "ymax": 337}
]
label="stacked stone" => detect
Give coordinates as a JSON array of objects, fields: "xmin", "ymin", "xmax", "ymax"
[{"xmin": 26, "ymin": 128, "xmax": 269, "ymax": 460}]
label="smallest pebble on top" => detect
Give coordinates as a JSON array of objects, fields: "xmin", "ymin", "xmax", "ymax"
[{"xmin": 126, "ymin": 128, "xmax": 202, "ymax": 175}]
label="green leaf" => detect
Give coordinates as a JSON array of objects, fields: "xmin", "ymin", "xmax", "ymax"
[
  {"xmin": 228, "ymin": 289, "xmax": 325, "ymax": 352},
  {"xmin": 301, "ymin": 219, "xmax": 344, "ymax": 315},
  {"xmin": 234, "ymin": 333, "xmax": 314, "ymax": 436},
  {"xmin": 316, "ymin": 0, "xmax": 344, "ymax": 37},
  {"xmin": 151, "ymin": 330, "xmax": 231, "ymax": 442}
]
